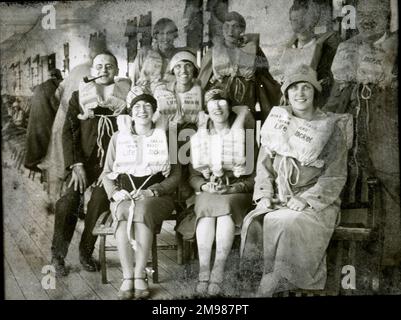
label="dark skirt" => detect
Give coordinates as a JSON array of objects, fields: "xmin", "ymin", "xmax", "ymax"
[
  {"xmin": 111, "ymin": 195, "xmax": 175, "ymax": 233},
  {"xmin": 194, "ymin": 192, "xmax": 253, "ymax": 228}
]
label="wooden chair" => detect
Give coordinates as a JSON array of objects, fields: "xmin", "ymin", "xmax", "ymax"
[
  {"xmin": 278, "ymin": 175, "xmax": 384, "ymax": 297},
  {"xmin": 92, "ymin": 210, "xmax": 178, "ymax": 284},
  {"xmin": 178, "ymin": 173, "xmax": 385, "ymax": 296},
  {"xmin": 331, "ymin": 176, "xmax": 384, "ymax": 294}
]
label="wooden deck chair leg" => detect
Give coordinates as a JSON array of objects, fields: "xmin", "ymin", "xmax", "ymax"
[
  {"xmin": 99, "ymin": 235, "xmax": 107, "ymax": 284},
  {"xmin": 152, "ymin": 234, "xmax": 159, "ymax": 284},
  {"xmin": 334, "ymin": 240, "xmax": 343, "ymax": 295},
  {"xmin": 370, "ymin": 242, "xmax": 381, "ymax": 293},
  {"xmin": 176, "ymin": 233, "xmax": 183, "ymax": 265},
  {"xmin": 183, "ymin": 240, "xmax": 191, "ymax": 264}
]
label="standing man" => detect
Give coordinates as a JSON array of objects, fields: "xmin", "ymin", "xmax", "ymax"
[{"xmin": 51, "ymin": 51, "xmax": 131, "ymax": 276}]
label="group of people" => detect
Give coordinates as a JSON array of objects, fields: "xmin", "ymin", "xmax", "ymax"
[{"xmin": 22, "ymin": 0, "xmax": 398, "ymax": 300}]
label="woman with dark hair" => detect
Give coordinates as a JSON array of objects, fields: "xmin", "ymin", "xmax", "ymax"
[
  {"xmin": 129, "ymin": 18, "xmax": 180, "ymax": 93},
  {"xmin": 198, "ymin": 11, "xmax": 281, "ymax": 123},
  {"xmin": 240, "ymin": 65, "xmax": 350, "ymax": 296},
  {"xmin": 101, "ymin": 88, "xmax": 181, "ymax": 300},
  {"xmin": 189, "ymin": 88, "xmax": 256, "ymax": 296}
]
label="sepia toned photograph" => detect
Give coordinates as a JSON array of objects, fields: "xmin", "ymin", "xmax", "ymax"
[{"xmin": 1, "ymin": 0, "xmax": 399, "ymax": 303}]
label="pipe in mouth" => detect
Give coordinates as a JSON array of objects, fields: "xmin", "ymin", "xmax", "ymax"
[{"xmin": 83, "ymin": 75, "xmax": 103, "ymax": 83}]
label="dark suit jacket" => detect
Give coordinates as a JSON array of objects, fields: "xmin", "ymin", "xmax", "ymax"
[{"xmin": 62, "ymin": 90, "xmax": 117, "ymax": 171}]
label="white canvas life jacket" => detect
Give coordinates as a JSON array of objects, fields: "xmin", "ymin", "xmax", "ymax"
[
  {"xmin": 277, "ymin": 38, "xmax": 323, "ymax": 83},
  {"xmin": 108, "ymin": 115, "xmax": 171, "ymax": 179},
  {"xmin": 154, "ymin": 84, "xmax": 203, "ymax": 125},
  {"xmin": 137, "ymin": 49, "xmax": 175, "ymax": 92},
  {"xmin": 212, "ymin": 36, "xmax": 257, "ymax": 82},
  {"xmin": 77, "ymin": 78, "xmax": 131, "ymax": 120},
  {"xmin": 332, "ymin": 36, "xmax": 396, "ymax": 87},
  {"xmin": 260, "ymin": 106, "xmax": 337, "ymax": 168},
  {"xmin": 191, "ymin": 127, "xmax": 247, "ymax": 178}
]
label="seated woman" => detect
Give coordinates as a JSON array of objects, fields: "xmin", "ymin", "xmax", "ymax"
[
  {"xmin": 189, "ymin": 89, "xmax": 255, "ymax": 296},
  {"xmin": 101, "ymin": 90, "xmax": 181, "ymax": 300},
  {"xmin": 240, "ymin": 64, "xmax": 349, "ymax": 296}
]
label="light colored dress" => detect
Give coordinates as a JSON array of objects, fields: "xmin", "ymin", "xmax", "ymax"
[{"xmin": 241, "ymin": 112, "xmax": 348, "ymax": 290}]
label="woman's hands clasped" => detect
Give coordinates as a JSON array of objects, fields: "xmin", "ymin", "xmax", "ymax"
[
  {"xmin": 286, "ymin": 196, "xmax": 308, "ymax": 211},
  {"xmin": 201, "ymin": 182, "xmax": 237, "ymax": 194},
  {"xmin": 112, "ymin": 189, "xmax": 155, "ymax": 202},
  {"xmin": 255, "ymin": 196, "xmax": 307, "ymax": 211}
]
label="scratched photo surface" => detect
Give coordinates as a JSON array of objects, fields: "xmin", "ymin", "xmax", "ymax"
[{"xmin": 1, "ymin": 0, "xmax": 399, "ymax": 300}]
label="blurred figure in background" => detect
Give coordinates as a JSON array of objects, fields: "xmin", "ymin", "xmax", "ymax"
[{"xmin": 24, "ymin": 69, "xmax": 63, "ymax": 172}]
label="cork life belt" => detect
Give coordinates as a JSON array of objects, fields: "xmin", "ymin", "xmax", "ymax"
[
  {"xmin": 260, "ymin": 106, "xmax": 336, "ymax": 168},
  {"xmin": 137, "ymin": 49, "xmax": 175, "ymax": 92},
  {"xmin": 331, "ymin": 41, "xmax": 359, "ymax": 83},
  {"xmin": 212, "ymin": 36, "xmax": 257, "ymax": 82},
  {"xmin": 108, "ymin": 115, "xmax": 171, "ymax": 179},
  {"xmin": 356, "ymin": 42, "xmax": 396, "ymax": 87},
  {"xmin": 277, "ymin": 38, "xmax": 323, "ymax": 83},
  {"xmin": 153, "ymin": 84, "xmax": 203, "ymax": 125},
  {"xmin": 332, "ymin": 37, "xmax": 396, "ymax": 87},
  {"xmin": 191, "ymin": 127, "xmax": 246, "ymax": 178},
  {"xmin": 77, "ymin": 78, "xmax": 131, "ymax": 120}
]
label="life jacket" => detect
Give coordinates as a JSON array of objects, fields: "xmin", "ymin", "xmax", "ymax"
[
  {"xmin": 277, "ymin": 34, "xmax": 332, "ymax": 83},
  {"xmin": 77, "ymin": 77, "xmax": 131, "ymax": 120},
  {"xmin": 260, "ymin": 106, "xmax": 352, "ymax": 203},
  {"xmin": 137, "ymin": 49, "xmax": 175, "ymax": 93},
  {"xmin": 108, "ymin": 115, "xmax": 171, "ymax": 180},
  {"xmin": 331, "ymin": 34, "xmax": 396, "ymax": 87},
  {"xmin": 260, "ymin": 106, "xmax": 336, "ymax": 168},
  {"xmin": 212, "ymin": 35, "xmax": 258, "ymax": 82},
  {"xmin": 77, "ymin": 78, "xmax": 131, "ymax": 166},
  {"xmin": 356, "ymin": 42, "xmax": 396, "ymax": 86},
  {"xmin": 191, "ymin": 126, "xmax": 247, "ymax": 178},
  {"xmin": 153, "ymin": 83, "xmax": 203, "ymax": 125}
]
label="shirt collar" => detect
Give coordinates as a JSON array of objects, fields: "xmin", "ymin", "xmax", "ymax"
[{"xmin": 292, "ymin": 37, "xmax": 316, "ymax": 49}]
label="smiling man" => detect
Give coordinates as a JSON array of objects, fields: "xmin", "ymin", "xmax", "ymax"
[{"xmin": 51, "ymin": 51, "xmax": 131, "ymax": 276}]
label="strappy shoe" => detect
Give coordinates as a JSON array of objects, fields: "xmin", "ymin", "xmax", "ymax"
[
  {"xmin": 207, "ymin": 282, "xmax": 223, "ymax": 297},
  {"xmin": 134, "ymin": 277, "xmax": 150, "ymax": 300},
  {"xmin": 118, "ymin": 278, "xmax": 135, "ymax": 300},
  {"xmin": 195, "ymin": 280, "xmax": 209, "ymax": 296}
]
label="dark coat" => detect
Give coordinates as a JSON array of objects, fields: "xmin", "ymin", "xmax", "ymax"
[
  {"xmin": 24, "ymin": 78, "xmax": 61, "ymax": 171},
  {"xmin": 62, "ymin": 91, "xmax": 117, "ymax": 171}
]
